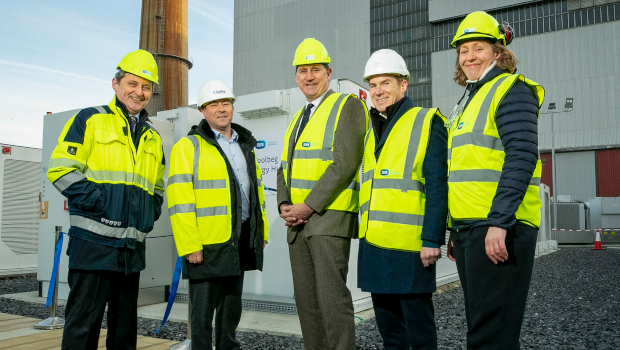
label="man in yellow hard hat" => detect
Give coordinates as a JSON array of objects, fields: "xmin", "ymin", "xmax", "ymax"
[
  {"xmin": 47, "ymin": 49, "xmax": 165, "ymax": 350},
  {"xmin": 167, "ymin": 80, "xmax": 269, "ymax": 349},
  {"xmin": 277, "ymin": 38, "xmax": 368, "ymax": 350}
]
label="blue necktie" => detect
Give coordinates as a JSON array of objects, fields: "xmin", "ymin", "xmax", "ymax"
[{"xmin": 296, "ymin": 103, "xmax": 313, "ymax": 143}]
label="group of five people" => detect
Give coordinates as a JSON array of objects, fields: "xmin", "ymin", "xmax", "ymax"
[{"xmin": 48, "ymin": 10, "xmax": 543, "ymax": 350}]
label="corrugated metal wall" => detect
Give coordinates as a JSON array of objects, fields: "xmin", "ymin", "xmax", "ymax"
[
  {"xmin": 597, "ymin": 148, "xmax": 620, "ymax": 197},
  {"xmin": 556, "ymin": 151, "xmax": 597, "ymax": 201},
  {"xmin": 233, "ymin": 0, "xmax": 370, "ymax": 96},
  {"xmin": 1, "ymin": 159, "xmax": 40, "ymax": 254}
]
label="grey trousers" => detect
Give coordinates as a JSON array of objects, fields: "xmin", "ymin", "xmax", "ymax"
[
  {"xmin": 188, "ymin": 274, "xmax": 245, "ymax": 350},
  {"xmin": 289, "ymin": 234, "xmax": 355, "ymax": 350}
]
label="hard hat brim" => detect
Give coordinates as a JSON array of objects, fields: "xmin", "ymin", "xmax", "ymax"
[{"xmin": 451, "ymin": 33, "xmax": 505, "ymax": 48}]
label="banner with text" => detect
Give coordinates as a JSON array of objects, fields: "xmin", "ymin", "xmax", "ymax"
[{"xmin": 253, "ymin": 130, "xmax": 285, "ymax": 196}]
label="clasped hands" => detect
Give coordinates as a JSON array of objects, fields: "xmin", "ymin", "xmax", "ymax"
[{"xmin": 279, "ymin": 203, "xmax": 314, "ymax": 227}]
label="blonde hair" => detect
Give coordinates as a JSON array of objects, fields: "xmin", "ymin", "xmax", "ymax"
[{"xmin": 453, "ymin": 42, "xmax": 518, "ymax": 86}]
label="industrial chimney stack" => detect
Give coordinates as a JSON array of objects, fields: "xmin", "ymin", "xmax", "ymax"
[{"xmin": 139, "ymin": 0, "xmax": 191, "ymax": 116}]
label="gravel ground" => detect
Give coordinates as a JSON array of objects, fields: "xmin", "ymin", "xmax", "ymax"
[{"xmin": 1, "ymin": 247, "xmax": 618, "ymax": 349}]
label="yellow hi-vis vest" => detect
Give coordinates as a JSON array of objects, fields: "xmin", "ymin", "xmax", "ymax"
[
  {"xmin": 281, "ymin": 93, "xmax": 369, "ymax": 212},
  {"xmin": 167, "ymin": 135, "xmax": 268, "ymax": 257},
  {"xmin": 448, "ymin": 73, "xmax": 545, "ymax": 227},
  {"xmin": 359, "ymin": 107, "xmax": 445, "ymax": 252}
]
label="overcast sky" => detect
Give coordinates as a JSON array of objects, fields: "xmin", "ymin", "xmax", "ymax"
[{"xmin": 0, "ymin": 0, "xmax": 234, "ymax": 148}]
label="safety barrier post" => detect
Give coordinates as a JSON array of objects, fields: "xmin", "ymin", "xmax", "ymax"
[
  {"xmin": 34, "ymin": 225, "xmax": 65, "ymax": 330},
  {"xmin": 169, "ymin": 299, "xmax": 191, "ymax": 349}
]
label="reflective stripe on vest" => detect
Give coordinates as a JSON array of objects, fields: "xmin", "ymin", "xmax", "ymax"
[
  {"xmin": 168, "ymin": 134, "xmax": 268, "ymax": 249},
  {"xmin": 447, "ymin": 73, "xmax": 544, "ymax": 227},
  {"xmin": 360, "ymin": 107, "xmax": 445, "ymax": 252},
  {"xmin": 281, "ymin": 93, "xmax": 368, "ymax": 212}
]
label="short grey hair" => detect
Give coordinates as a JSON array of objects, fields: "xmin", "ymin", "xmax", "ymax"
[
  {"xmin": 114, "ymin": 69, "xmax": 126, "ymax": 82},
  {"xmin": 295, "ymin": 63, "xmax": 330, "ymax": 73}
]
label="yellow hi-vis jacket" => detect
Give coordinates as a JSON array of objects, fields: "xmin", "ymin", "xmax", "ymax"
[
  {"xmin": 281, "ymin": 93, "xmax": 369, "ymax": 212},
  {"xmin": 448, "ymin": 73, "xmax": 545, "ymax": 227},
  {"xmin": 47, "ymin": 96, "xmax": 165, "ymax": 244},
  {"xmin": 167, "ymin": 130, "xmax": 268, "ymax": 258},
  {"xmin": 360, "ymin": 107, "xmax": 445, "ymax": 252}
]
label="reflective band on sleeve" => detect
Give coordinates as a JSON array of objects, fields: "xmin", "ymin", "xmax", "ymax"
[
  {"xmin": 322, "ymin": 94, "xmax": 348, "ymax": 150},
  {"xmin": 292, "ymin": 149, "xmax": 333, "ymax": 161},
  {"xmin": 49, "ymin": 157, "xmax": 86, "ymax": 171},
  {"xmin": 368, "ymin": 210, "xmax": 425, "ymax": 226},
  {"xmin": 196, "ymin": 206, "xmax": 228, "ymax": 217},
  {"xmin": 194, "ymin": 179, "xmax": 227, "ymax": 190},
  {"xmin": 449, "ymin": 169, "xmax": 502, "ymax": 183},
  {"xmin": 372, "ymin": 178, "xmax": 425, "ymax": 193},
  {"xmin": 530, "ymin": 177, "xmax": 541, "ymax": 186},
  {"xmin": 290, "ymin": 179, "xmax": 316, "ymax": 190},
  {"xmin": 169, "ymin": 203, "xmax": 196, "ymax": 216},
  {"xmin": 154, "ymin": 187, "xmax": 164, "ymax": 197},
  {"xmin": 70, "ymin": 215, "xmax": 148, "ymax": 241},
  {"xmin": 168, "ymin": 173, "xmax": 193, "ymax": 185},
  {"xmin": 281, "ymin": 160, "xmax": 287, "ymax": 169},
  {"xmin": 261, "ymin": 202, "xmax": 267, "ymax": 211},
  {"xmin": 54, "ymin": 170, "xmax": 86, "ymax": 192}
]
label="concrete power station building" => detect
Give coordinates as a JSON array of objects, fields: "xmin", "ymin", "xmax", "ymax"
[{"xmin": 234, "ymin": 0, "xmax": 620, "ymax": 205}]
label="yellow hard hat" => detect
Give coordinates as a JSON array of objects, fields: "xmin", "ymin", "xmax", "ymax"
[
  {"xmin": 451, "ymin": 11, "xmax": 513, "ymax": 48},
  {"xmin": 292, "ymin": 38, "xmax": 331, "ymax": 66},
  {"xmin": 116, "ymin": 49, "xmax": 159, "ymax": 84}
]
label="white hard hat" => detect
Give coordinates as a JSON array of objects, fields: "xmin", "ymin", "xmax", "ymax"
[
  {"xmin": 363, "ymin": 49, "xmax": 409, "ymax": 83},
  {"xmin": 197, "ymin": 80, "xmax": 236, "ymax": 108}
]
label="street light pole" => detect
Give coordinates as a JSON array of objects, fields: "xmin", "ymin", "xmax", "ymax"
[
  {"xmin": 546, "ymin": 98, "xmax": 572, "ymax": 241},
  {"xmin": 550, "ymin": 109, "xmax": 558, "ymax": 240}
]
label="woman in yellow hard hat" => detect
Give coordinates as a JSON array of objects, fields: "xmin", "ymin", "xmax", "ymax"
[{"xmin": 445, "ymin": 11, "xmax": 545, "ymax": 349}]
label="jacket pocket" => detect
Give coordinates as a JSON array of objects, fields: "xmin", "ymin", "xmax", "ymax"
[{"xmin": 91, "ymin": 129, "xmax": 129, "ymax": 174}]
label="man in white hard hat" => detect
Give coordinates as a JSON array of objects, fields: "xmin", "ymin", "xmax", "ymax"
[
  {"xmin": 277, "ymin": 38, "xmax": 368, "ymax": 350},
  {"xmin": 167, "ymin": 80, "xmax": 269, "ymax": 350},
  {"xmin": 357, "ymin": 49, "xmax": 448, "ymax": 349}
]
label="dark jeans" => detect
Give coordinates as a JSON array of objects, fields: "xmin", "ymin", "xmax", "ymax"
[
  {"xmin": 452, "ymin": 224, "xmax": 537, "ymax": 350},
  {"xmin": 372, "ymin": 293, "xmax": 437, "ymax": 350},
  {"xmin": 189, "ymin": 274, "xmax": 245, "ymax": 350},
  {"xmin": 61, "ymin": 269, "xmax": 140, "ymax": 350}
]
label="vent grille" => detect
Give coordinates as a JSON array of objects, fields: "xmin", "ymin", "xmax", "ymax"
[
  {"xmin": 174, "ymin": 294, "xmax": 298, "ymax": 314},
  {"xmin": 1, "ymin": 159, "xmax": 40, "ymax": 254}
]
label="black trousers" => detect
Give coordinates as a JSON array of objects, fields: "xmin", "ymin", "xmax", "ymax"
[
  {"xmin": 372, "ymin": 293, "xmax": 437, "ymax": 350},
  {"xmin": 61, "ymin": 269, "xmax": 140, "ymax": 350},
  {"xmin": 189, "ymin": 273, "xmax": 245, "ymax": 350},
  {"xmin": 452, "ymin": 224, "xmax": 537, "ymax": 350}
]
